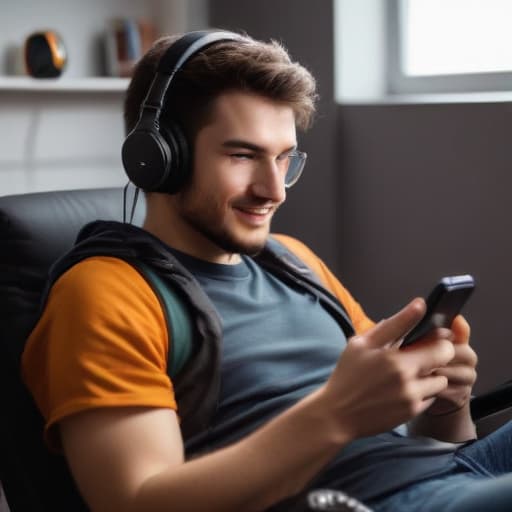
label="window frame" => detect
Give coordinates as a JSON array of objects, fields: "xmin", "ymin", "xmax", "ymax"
[{"xmin": 386, "ymin": 0, "xmax": 512, "ymax": 95}]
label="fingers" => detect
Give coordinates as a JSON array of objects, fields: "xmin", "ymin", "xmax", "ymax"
[
  {"xmin": 451, "ymin": 342, "xmax": 478, "ymax": 367},
  {"xmin": 363, "ymin": 299, "xmax": 426, "ymax": 349},
  {"xmin": 417, "ymin": 374, "xmax": 449, "ymax": 399},
  {"xmin": 434, "ymin": 365, "xmax": 477, "ymax": 386},
  {"xmin": 451, "ymin": 314, "xmax": 471, "ymax": 344},
  {"xmin": 433, "ymin": 343, "xmax": 478, "ymax": 383},
  {"xmin": 400, "ymin": 333, "xmax": 456, "ymax": 375},
  {"xmin": 424, "ymin": 342, "xmax": 478, "ymax": 415},
  {"xmin": 340, "ymin": 303, "xmax": 476, "ymax": 430},
  {"xmin": 411, "ymin": 374, "xmax": 450, "ymax": 414}
]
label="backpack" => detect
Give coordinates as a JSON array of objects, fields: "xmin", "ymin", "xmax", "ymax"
[{"xmin": 140, "ymin": 263, "xmax": 193, "ymax": 377}]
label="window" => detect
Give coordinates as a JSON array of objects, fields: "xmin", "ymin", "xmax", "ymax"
[{"xmin": 388, "ymin": 0, "xmax": 512, "ymax": 94}]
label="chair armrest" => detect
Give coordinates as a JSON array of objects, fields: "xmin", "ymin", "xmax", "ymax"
[{"xmin": 470, "ymin": 380, "xmax": 512, "ymax": 421}]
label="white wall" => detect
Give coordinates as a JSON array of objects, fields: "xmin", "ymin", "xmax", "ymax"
[
  {"xmin": 333, "ymin": 0, "xmax": 387, "ymax": 103},
  {"xmin": 0, "ymin": 92, "xmax": 126, "ymax": 195}
]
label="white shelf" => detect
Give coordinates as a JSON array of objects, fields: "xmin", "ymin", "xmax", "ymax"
[{"xmin": 0, "ymin": 76, "xmax": 129, "ymax": 93}]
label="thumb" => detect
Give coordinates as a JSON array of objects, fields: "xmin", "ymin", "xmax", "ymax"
[
  {"xmin": 364, "ymin": 298, "xmax": 426, "ymax": 349},
  {"xmin": 451, "ymin": 314, "xmax": 471, "ymax": 344}
]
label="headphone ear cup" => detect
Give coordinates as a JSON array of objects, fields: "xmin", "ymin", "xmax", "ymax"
[
  {"xmin": 158, "ymin": 121, "xmax": 191, "ymax": 194},
  {"xmin": 121, "ymin": 128, "xmax": 172, "ymax": 191}
]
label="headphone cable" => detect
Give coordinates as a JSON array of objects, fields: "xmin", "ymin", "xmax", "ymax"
[{"xmin": 122, "ymin": 181, "xmax": 140, "ymax": 224}]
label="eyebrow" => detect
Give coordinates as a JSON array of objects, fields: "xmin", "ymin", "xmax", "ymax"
[{"xmin": 221, "ymin": 139, "xmax": 297, "ymax": 154}]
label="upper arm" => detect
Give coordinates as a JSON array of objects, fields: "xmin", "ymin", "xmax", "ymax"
[
  {"xmin": 22, "ymin": 256, "xmax": 177, "ymax": 450},
  {"xmin": 22, "ymin": 257, "xmax": 188, "ymax": 509},
  {"xmin": 61, "ymin": 406, "xmax": 184, "ymax": 512}
]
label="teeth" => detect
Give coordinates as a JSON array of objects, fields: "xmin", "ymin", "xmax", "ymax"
[{"xmin": 241, "ymin": 207, "xmax": 271, "ymax": 215}]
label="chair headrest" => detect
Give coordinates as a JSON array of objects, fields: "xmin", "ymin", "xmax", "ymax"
[{"xmin": 0, "ymin": 187, "xmax": 145, "ymax": 362}]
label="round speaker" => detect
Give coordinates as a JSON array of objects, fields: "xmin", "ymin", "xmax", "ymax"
[{"xmin": 24, "ymin": 31, "xmax": 67, "ymax": 78}]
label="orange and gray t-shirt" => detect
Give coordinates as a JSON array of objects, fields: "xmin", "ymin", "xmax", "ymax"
[
  {"xmin": 21, "ymin": 235, "xmax": 460, "ymax": 503},
  {"xmin": 21, "ymin": 234, "xmax": 371, "ymax": 450}
]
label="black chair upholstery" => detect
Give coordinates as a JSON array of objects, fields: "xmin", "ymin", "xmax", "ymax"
[
  {"xmin": 0, "ymin": 187, "xmax": 510, "ymax": 511},
  {"xmin": 0, "ymin": 188, "xmax": 143, "ymax": 511}
]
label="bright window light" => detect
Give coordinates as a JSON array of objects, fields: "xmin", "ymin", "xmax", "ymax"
[{"xmin": 403, "ymin": 0, "xmax": 512, "ymax": 76}]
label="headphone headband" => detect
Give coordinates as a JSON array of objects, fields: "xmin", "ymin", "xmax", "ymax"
[
  {"xmin": 144, "ymin": 31, "xmax": 243, "ymax": 117},
  {"xmin": 158, "ymin": 30, "xmax": 242, "ymax": 75},
  {"xmin": 122, "ymin": 30, "xmax": 242, "ymax": 193}
]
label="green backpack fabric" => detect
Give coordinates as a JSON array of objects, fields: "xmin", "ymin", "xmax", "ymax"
[{"xmin": 138, "ymin": 263, "xmax": 193, "ymax": 378}]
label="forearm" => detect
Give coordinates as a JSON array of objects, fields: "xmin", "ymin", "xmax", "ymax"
[
  {"xmin": 132, "ymin": 390, "xmax": 350, "ymax": 512},
  {"xmin": 408, "ymin": 402, "xmax": 477, "ymax": 442}
]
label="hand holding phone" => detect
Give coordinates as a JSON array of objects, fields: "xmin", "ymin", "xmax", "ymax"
[{"xmin": 400, "ymin": 275, "xmax": 475, "ymax": 348}]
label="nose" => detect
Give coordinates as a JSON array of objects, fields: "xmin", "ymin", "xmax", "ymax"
[{"xmin": 250, "ymin": 158, "xmax": 287, "ymax": 203}]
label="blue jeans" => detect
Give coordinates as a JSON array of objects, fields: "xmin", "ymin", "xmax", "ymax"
[{"xmin": 373, "ymin": 421, "xmax": 512, "ymax": 512}]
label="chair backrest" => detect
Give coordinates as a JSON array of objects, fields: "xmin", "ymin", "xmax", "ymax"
[{"xmin": 0, "ymin": 188, "xmax": 144, "ymax": 511}]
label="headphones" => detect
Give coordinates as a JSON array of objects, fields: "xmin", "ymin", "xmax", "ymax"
[{"xmin": 122, "ymin": 30, "xmax": 242, "ymax": 194}]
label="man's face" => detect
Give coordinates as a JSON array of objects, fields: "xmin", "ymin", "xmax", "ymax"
[{"xmin": 174, "ymin": 91, "xmax": 297, "ymax": 263}]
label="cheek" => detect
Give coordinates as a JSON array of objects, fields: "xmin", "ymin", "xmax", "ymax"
[{"xmin": 193, "ymin": 162, "xmax": 249, "ymax": 198}]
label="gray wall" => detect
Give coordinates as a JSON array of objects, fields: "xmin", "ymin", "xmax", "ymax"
[
  {"xmin": 210, "ymin": 1, "xmax": 512, "ymax": 393},
  {"xmin": 338, "ymin": 101, "xmax": 512, "ymax": 393}
]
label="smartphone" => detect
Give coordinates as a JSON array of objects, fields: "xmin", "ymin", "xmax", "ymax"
[{"xmin": 400, "ymin": 275, "xmax": 475, "ymax": 348}]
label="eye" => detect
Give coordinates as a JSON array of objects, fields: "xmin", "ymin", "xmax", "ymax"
[
  {"xmin": 231, "ymin": 153, "xmax": 254, "ymax": 160},
  {"xmin": 275, "ymin": 152, "xmax": 294, "ymax": 170},
  {"xmin": 276, "ymin": 151, "xmax": 297, "ymax": 164}
]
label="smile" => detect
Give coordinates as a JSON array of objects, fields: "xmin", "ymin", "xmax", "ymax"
[
  {"xmin": 238, "ymin": 206, "xmax": 272, "ymax": 215},
  {"xmin": 234, "ymin": 205, "xmax": 274, "ymax": 226}
]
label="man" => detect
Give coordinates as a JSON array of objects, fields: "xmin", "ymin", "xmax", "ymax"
[{"xmin": 22, "ymin": 31, "xmax": 511, "ymax": 511}]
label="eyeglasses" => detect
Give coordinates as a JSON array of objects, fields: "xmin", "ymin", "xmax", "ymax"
[{"xmin": 284, "ymin": 150, "xmax": 307, "ymax": 188}]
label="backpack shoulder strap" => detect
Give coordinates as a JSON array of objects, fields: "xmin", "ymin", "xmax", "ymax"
[
  {"xmin": 258, "ymin": 235, "xmax": 355, "ymax": 338},
  {"xmin": 267, "ymin": 234, "xmax": 375, "ymax": 335},
  {"xmin": 137, "ymin": 262, "xmax": 193, "ymax": 378},
  {"xmin": 269, "ymin": 234, "xmax": 327, "ymax": 285}
]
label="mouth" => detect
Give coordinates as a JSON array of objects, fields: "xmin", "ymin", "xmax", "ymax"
[
  {"xmin": 238, "ymin": 206, "xmax": 273, "ymax": 215},
  {"xmin": 233, "ymin": 204, "xmax": 276, "ymax": 225}
]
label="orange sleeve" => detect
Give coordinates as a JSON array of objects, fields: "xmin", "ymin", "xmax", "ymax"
[
  {"xmin": 272, "ymin": 234, "xmax": 375, "ymax": 334},
  {"xmin": 21, "ymin": 256, "xmax": 176, "ymax": 450}
]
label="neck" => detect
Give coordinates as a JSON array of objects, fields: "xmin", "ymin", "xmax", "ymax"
[{"xmin": 143, "ymin": 193, "xmax": 241, "ymax": 265}]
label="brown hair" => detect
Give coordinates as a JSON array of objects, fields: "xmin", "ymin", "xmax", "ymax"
[{"xmin": 124, "ymin": 32, "xmax": 318, "ymax": 141}]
